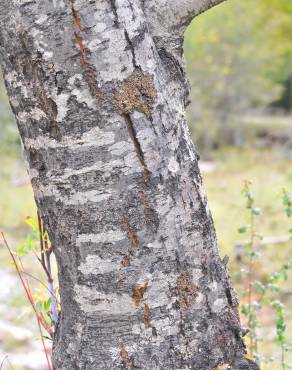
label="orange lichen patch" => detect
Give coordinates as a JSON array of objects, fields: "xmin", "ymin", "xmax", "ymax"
[
  {"xmin": 133, "ymin": 282, "xmax": 148, "ymax": 307},
  {"xmin": 213, "ymin": 365, "xmax": 230, "ymax": 370},
  {"xmin": 123, "ymin": 217, "xmax": 140, "ymax": 249},
  {"xmin": 120, "ymin": 342, "xmax": 133, "ymax": 370},
  {"xmin": 144, "ymin": 303, "xmax": 150, "ymax": 328},
  {"xmin": 113, "ymin": 71, "xmax": 156, "ymax": 118},
  {"xmin": 121, "ymin": 255, "xmax": 130, "ymax": 267},
  {"xmin": 176, "ymin": 272, "xmax": 196, "ymax": 309}
]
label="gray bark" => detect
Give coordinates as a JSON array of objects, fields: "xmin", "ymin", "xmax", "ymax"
[{"xmin": 0, "ymin": 0, "xmax": 258, "ymax": 369}]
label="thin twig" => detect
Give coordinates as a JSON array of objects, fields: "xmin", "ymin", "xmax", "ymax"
[
  {"xmin": 20, "ymin": 270, "xmax": 60, "ymax": 305},
  {"xmin": 1, "ymin": 233, "xmax": 52, "ymax": 370},
  {"xmin": 37, "ymin": 211, "xmax": 46, "ymax": 267}
]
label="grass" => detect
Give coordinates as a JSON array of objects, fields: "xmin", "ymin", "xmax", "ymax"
[{"xmin": 205, "ymin": 146, "xmax": 292, "ymax": 266}]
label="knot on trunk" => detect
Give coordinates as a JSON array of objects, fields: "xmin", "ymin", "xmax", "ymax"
[{"xmin": 113, "ymin": 71, "xmax": 156, "ymax": 118}]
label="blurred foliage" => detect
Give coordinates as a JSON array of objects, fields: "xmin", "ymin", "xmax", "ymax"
[
  {"xmin": 185, "ymin": 0, "xmax": 292, "ymax": 153},
  {"xmin": 0, "ymin": 77, "xmax": 19, "ymax": 155}
]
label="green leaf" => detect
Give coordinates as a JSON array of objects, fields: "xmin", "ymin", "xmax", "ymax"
[{"xmin": 238, "ymin": 226, "xmax": 247, "ymax": 234}]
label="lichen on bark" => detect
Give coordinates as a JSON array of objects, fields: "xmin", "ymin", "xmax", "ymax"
[{"xmin": 113, "ymin": 71, "xmax": 157, "ymax": 118}]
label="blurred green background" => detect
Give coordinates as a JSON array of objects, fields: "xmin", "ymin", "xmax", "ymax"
[{"xmin": 0, "ymin": 0, "xmax": 292, "ymax": 369}]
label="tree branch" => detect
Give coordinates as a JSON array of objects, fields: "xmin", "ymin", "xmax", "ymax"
[{"xmin": 145, "ymin": 0, "xmax": 226, "ymax": 37}]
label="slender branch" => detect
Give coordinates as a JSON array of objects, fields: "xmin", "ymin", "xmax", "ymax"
[
  {"xmin": 1, "ymin": 233, "xmax": 53, "ymax": 370},
  {"xmin": 1, "ymin": 234, "xmax": 52, "ymax": 334},
  {"xmin": 37, "ymin": 211, "xmax": 45, "ymax": 267},
  {"xmin": 0, "ymin": 355, "xmax": 14, "ymax": 370}
]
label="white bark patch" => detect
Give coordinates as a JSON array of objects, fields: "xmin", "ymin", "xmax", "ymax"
[
  {"xmin": 35, "ymin": 155, "xmax": 140, "ymax": 185},
  {"xmin": 52, "ymin": 0, "xmax": 65, "ymax": 8},
  {"xmin": 6, "ymin": 72, "xmax": 29, "ymax": 98},
  {"xmin": 123, "ymin": 151, "xmax": 143, "ymax": 175},
  {"xmin": 71, "ymin": 88, "xmax": 95, "ymax": 109},
  {"xmin": 108, "ymin": 141, "xmax": 132, "ymax": 156},
  {"xmin": 24, "ymin": 127, "xmax": 115, "ymax": 150},
  {"xmin": 76, "ymin": 230, "xmax": 125, "ymax": 246},
  {"xmin": 35, "ymin": 14, "xmax": 48, "ymax": 25},
  {"xmin": 81, "ymin": 126, "xmax": 115, "ymax": 146},
  {"xmin": 43, "ymin": 51, "xmax": 53, "ymax": 60},
  {"xmin": 212, "ymin": 298, "xmax": 226, "ymax": 313},
  {"xmin": 150, "ymin": 317, "xmax": 180, "ymax": 337},
  {"xmin": 5, "ymin": 71, "xmax": 18, "ymax": 84},
  {"xmin": 68, "ymin": 74, "xmax": 83, "ymax": 85},
  {"xmin": 78, "ymin": 255, "xmax": 116, "ymax": 275},
  {"xmin": 33, "ymin": 182, "xmax": 112, "ymax": 206},
  {"xmin": 97, "ymin": 28, "xmax": 134, "ymax": 82},
  {"xmin": 55, "ymin": 93, "xmax": 69, "ymax": 122},
  {"xmin": 168, "ymin": 157, "xmax": 180, "ymax": 173},
  {"xmin": 144, "ymin": 272, "xmax": 177, "ymax": 308},
  {"xmin": 10, "ymin": 98, "xmax": 19, "ymax": 108},
  {"xmin": 87, "ymin": 38, "xmax": 104, "ymax": 52},
  {"xmin": 61, "ymin": 158, "xmax": 124, "ymax": 179},
  {"xmin": 74, "ymin": 285, "xmax": 135, "ymax": 314},
  {"xmin": 17, "ymin": 108, "xmax": 46, "ymax": 123},
  {"xmin": 66, "ymin": 190, "xmax": 111, "ymax": 205},
  {"xmin": 94, "ymin": 22, "xmax": 107, "ymax": 33}
]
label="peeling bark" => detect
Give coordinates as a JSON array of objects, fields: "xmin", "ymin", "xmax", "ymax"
[{"xmin": 0, "ymin": 0, "xmax": 258, "ymax": 369}]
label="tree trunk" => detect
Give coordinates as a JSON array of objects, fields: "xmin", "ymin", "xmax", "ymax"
[{"xmin": 0, "ymin": 0, "xmax": 259, "ymax": 369}]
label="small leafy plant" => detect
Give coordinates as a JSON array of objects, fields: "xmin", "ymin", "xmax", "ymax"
[
  {"xmin": 237, "ymin": 182, "xmax": 292, "ymax": 369},
  {"xmin": 1, "ymin": 212, "xmax": 59, "ymax": 370}
]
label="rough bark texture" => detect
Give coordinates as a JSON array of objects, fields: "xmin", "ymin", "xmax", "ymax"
[{"xmin": 0, "ymin": 0, "xmax": 259, "ymax": 369}]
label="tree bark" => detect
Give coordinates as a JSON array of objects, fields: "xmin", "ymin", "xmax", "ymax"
[{"xmin": 0, "ymin": 0, "xmax": 258, "ymax": 369}]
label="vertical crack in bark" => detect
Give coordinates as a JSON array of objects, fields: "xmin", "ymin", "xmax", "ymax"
[
  {"xmin": 133, "ymin": 282, "xmax": 148, "ymax": 307},
  {"xmin": 110, "ymin": 0, "xmax": 138, "ymax": 70},
  {"xmin": 121, "ymin": 255, "xmax": 130, "ymax": 267},
  {"xmin": 69, "ymin": 0, "xmax": 100, "ymax": 99},
  {"xmin": 123, "ymin": 113, "xmax": 149, "ymax": 182},
  {"xmin": 109, "ymin": 1, "xmax": 157, "ymax": 182},
  {"xmin": 139, "ymin": 190, "xmax": 149, "ymax": 210},
  {"xmin": 123, "ymin": 216, "xmax": 140, "ymax": 249},
  {"xmin": 113, "ymin": 70, "xmax": 156, "ymax": 181},
  {"xmin": 120, "ymin": 342, "xmax": 133, "ymax": 370},
  {"xmin": 176, "ymin": 273, "xmax": 196, "ymax": 309},
  {"xmin": 124, "ymin": 29, "xmax": 138, "ymax": 69},
  {"xmin": 39, "ymin": 90, "xmax": 58, "ymax": 135},
  {"xmin": 143, "ymin": 303, "xmax": 150, "ymax": 328},
  {"xmin": 109, "ymin": 0, "xmax": 119, "ymax": 27}
]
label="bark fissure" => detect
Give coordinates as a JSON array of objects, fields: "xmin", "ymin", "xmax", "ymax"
[
  {"xmin": 143, "ymin": 303, "xmax": 150, "ymax": 329},
  {"xmin": 123, "ymin": 113, "xmax": 149, "ymax": 182},
  {"xmin": 133, "ymin": 281, "xmax": 148, "ymax": 307},
  {"xmin": 124, "ymin": 28, "xmax": 139, "ymax": 69},
  {"xmin": 69, "ymin": 0, "xmax": 100, "ymax": 100},
  {"xmin": 120, "ymin": 342, "xmax": 133, "ymax": 370},
  {"xmin": 123, "ymin": 216, "xmax": 140, "ymax": 249}
]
